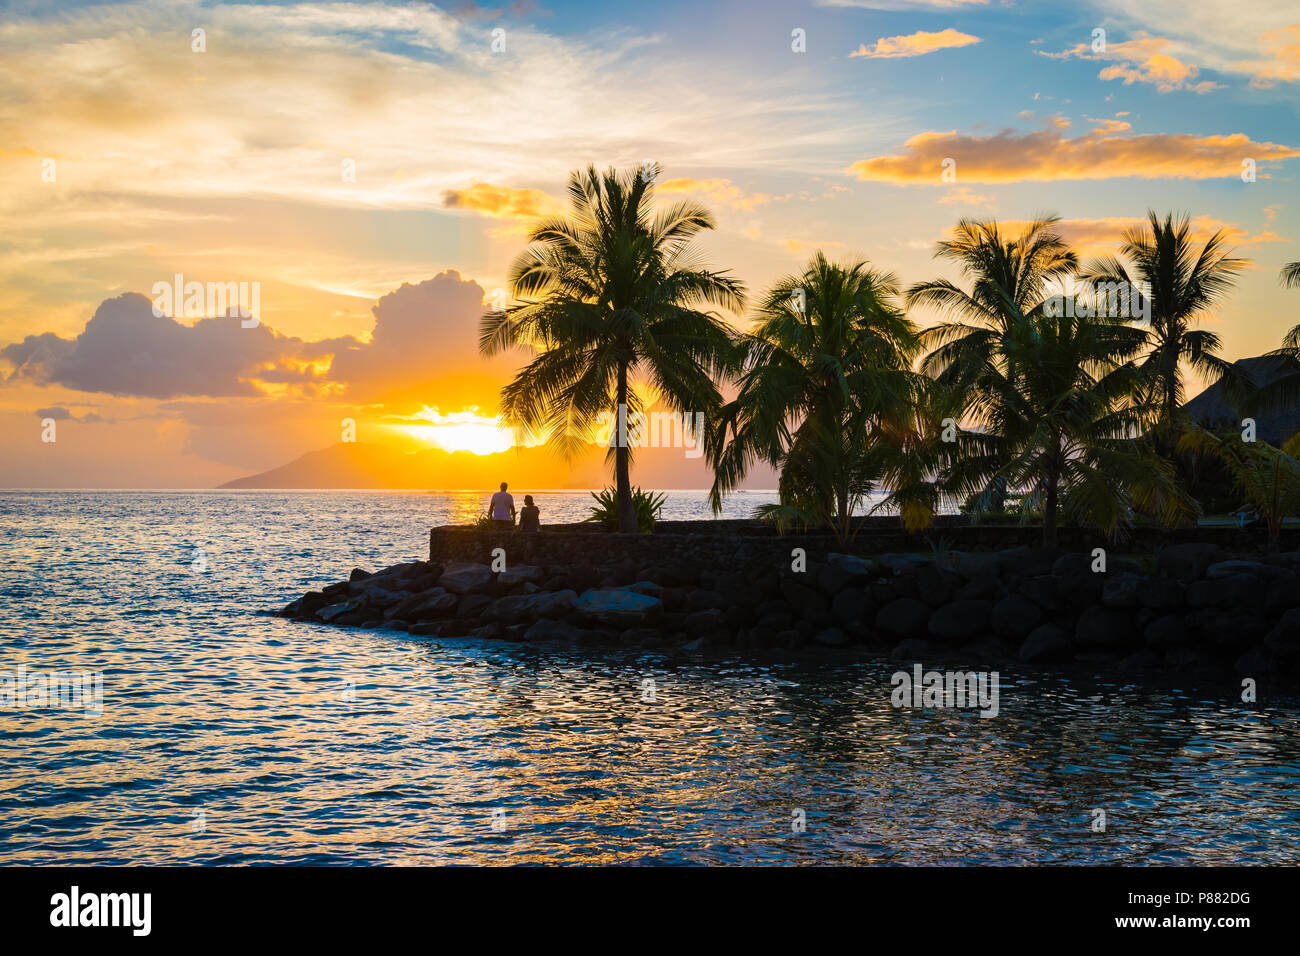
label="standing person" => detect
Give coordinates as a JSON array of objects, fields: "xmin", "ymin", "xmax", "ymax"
[
  {"xmin": 489, "ymin": 482, "xmax": 515, "ymax": 530},
  {"xmin": 518, "ymin": 494, "xmax": 540, "ymax": 533}
]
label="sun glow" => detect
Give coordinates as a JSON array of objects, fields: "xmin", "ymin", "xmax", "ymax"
[{"xmin": 398, "ymin": 407, "xmax": 514, "ymax": 455}]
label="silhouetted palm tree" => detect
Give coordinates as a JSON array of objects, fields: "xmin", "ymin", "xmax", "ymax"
[
  {"xmin": 480, "ymin": 164, "xmax": 744, "ymax": 532},
  {"xmin": 708, "ymin": 253, "xmax": 920, "ymax": 543},
  {"xmin": 1081, "ymin": 211, "xmax": 1247, "ymax": 430},
  {"xmin": 951, "ymin": 306, "xmax": 1196, "ymax": 548}
]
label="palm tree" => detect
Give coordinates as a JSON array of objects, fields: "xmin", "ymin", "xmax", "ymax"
[
  {"xmin": 1283, "ymin": 261, "xmax": 1300, "ymax": 289},
  {"xmin": 1178, "ymin": 425, "xmax": 1300, "ymax": 551},
  {"xmin": 949, "ymin": 306, "xmax": 1196, "ymax": 548},
  {"xmin": 1251, "ymin": 260, "xmax": 1300, "ymax": 421},
  {"xmin": 707, "ymin": 253, "xmax": 921, "ymax": 543},
  {"xmin": 907, "ymin": 216, "xmax": 1079, "ymax": 393},
  {"xmin": 1080, "ymin": 211, "xmax": 1247, "ymax": 430},
  {"xmin": 480, "ymin": 164, "xmax": 744, "ymax": 532}
]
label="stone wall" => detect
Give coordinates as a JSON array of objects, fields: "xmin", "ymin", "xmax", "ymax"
[{"xmin": 429, "ymin": 522, "xmax": 1299, "ymax": 571}]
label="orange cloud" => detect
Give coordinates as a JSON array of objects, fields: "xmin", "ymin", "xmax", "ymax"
[
  {"xmin": 937, "ymin": 186, "xmax": 993, "ymax": 206},
  {"xmin": 1239, "ymin": 25, "xmax": 1300, "ymax": 88},
  {"xmin": 441, "ymin": 183, "xmax": 559, "ymax": 219},
  {"xmin": 973, "ymin": 216, "xmax": 1283, "ymax": 257},
  {"xmin": 657, "ymin": 177, "xmax": 773, "ymax": 211},
  {"xmin": 847, "ymin": 126, "xmax": 1300, "ymax": 184},
  {"xmin": 849, "ymin": 28, "xmax": 981, "ymax": 60},
  {"xmin": 1042, "ymin": 32, "xmax": 1221, "ymax": 94}
]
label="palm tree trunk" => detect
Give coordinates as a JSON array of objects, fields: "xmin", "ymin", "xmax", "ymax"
[
  {"xmin": 1042, "ymin": 469, "xmax": 1060, "ymax": 550},
  {"xmin": 616, "ymin": 362, "xmax": 637, "ymax": 533}
]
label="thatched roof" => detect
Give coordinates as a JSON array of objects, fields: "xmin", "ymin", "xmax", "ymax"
[{"xmin": 1182, "ymin": 354, "xmax": 1300, "ymax": 443}]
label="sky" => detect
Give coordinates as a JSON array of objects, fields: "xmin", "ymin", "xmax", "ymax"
[{"xmin": 1, "ymin": 0, "xmax": 1297, "ymax": 488}]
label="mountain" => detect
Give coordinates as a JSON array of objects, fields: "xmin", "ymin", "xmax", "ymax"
[
  {"xmin": 1182, "ymin": 354, "xmax": 1300, "ymax": 444},
  {"xmin": 218, "ymin": 441, "xmax": 778, "ymax": 490}
]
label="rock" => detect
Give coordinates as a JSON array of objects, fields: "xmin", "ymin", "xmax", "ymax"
[
  {"xmin": 322, "ymin": 581, "xmax": 350, "ymax": 599},
  {"xmin": 1165, "ymin": 646, "xmax": 1219, "ymax": 672},
  {"xmin": 484, "ymin": 589, "xmax": 577, "ymax": 624},
  {"xmin": 889, "ymin": 637, "xmax": 945, "ymax": 660},
  {"xmin": 1158, "ymin": 543, "xmax": 1221, "ymax": 581},
  {"xmin": 757, "ymin": 612, "xmax": 795, "ymax": 632},
  {"xmin": 878, "ymin": 553, "xmax": 932, "ymax": 575},
  {"xmin": 927, "ymin": 599, "xmax": 992, "ymax": 642},
  {"xmin": 1264, "ymin": 608, "xmax": 1300, "ymax": 659},
  {"xmin": 681, "ymin": 636, "xmax": 706, "ymax": 651},
  {"xmin": 814, "ymin": 627, "xmax": 851, "ymax": 647},
  {"xmin": 1051, "ymin": 552, "xmax": 1093, "ymax": 577},
  {"xmin": 1234, "ymin": 646, "xmax": 1280, "ymax": 676},
  {"xmin": 522, "ymin": 619, "xmax": 579, "ymax": 642},
  {"xmin": 455, "ymin": 593, "xmax": 493, "ymax": 619},
  {"xmin": 960, "ymin": 636, "xmax": 1014, "ymax": 663},
  {"xmin": 1056, "ymin": 568, "xmax": 1103, "ymax": 608},
  {"xmin": 915, "ymin": 565, "xmax": 957, "ymax": 607},
  {"xmin": 1075, "ymin": 605, "xmax": 1136, "ymax": 649},
  {"xmin": 955, "ymin": 571, "xmax": 1002, "ymax": 601},
  {"xmin": 1018, "ymin": 576, "xmax": 1064, "ymax": 613},
  {"xmin": 469, "ymin": 622, "xmax": 504, "ymax": 640},
  {"xmin": 816, "ymin": 563, "xmax": 854, "ymax": 595},
  {"xmin": 990, "ymin": 594, "xmax": 1043, "ymax": 638},
  {"xmin": 830, "ymin": 588, "xmax": 871, "ymax": 627},
  {"xmin": 1265, "ymin": 573, "xmax": 1300, "ymax": 613},
  {"xmin": 1138, "ymin": 576, "xmax": 1184, "ymax": 611},
  {"xmin": 439, "ymin": 562, "xmax": 493, "ymax": 594},
  {"xmin": 619, "ymin": 627, "xmax": 663, "ymax": 645},
  {"xmin": 875, "ymin": 598, "xmax": 932, "ymax": 638},
  {"xmin": 574, "ymin": 589, "xmax": 663, "ymax": 627},
  {"xmin": 349, "ymin": 568, "xmax": 372, "ymax": 582},
  {"xmin": 1019, "ymin": 623, "xmax": 1073, "ymax": 662},
  {"xmin": 408, "ymin": 591, "xmax": 459, "ymax": 621},
  {"xmin": 318, "ymin": 598, "xmax": 362, "ymax": 622},
  {"xmin": 1101, "ymin": 573, "xmax": 1143, "ymax": 608},
  {"xmin": 383, "ymin": 587, "xmax": 447, "ymax": 620},
  {"xmin": 621, "ymin": 580, "xmax": 666, "ymax": 599},
  {"xmin": 1119, "ymin": 648, "xmax": 1162, "ymax": 672},
  {"xmin": 1143, "ymin": 614, "xmax": 1187, "ymax": 648},
  {"xmin": 685, "ymin": 608, "xmax": 725, "ymax": 636},
  {"xmin": 498, "ymin": 564, "xmax": 545, "ymax": 587},
  {"xmin": 686, "ymin": 589, "xmax": 727, "ymax": 611},
  {"xmin": 1186, "ymin": 608, "xmax": 1268, "ymax": 650},
  {"xmin": 780, "ymin": 577, "xmax": 829, "ymax": 623},
  {"xmin": 827, "ymin": 553, "xmax": 875, "ymax": 578},
  {"xmin": 1206, "ymin": 560, "xmax": 1281, "ymax": 580},
  {"xmin": 1186, "ymin": 574, "xmax": 1256, "ymax": 609}
]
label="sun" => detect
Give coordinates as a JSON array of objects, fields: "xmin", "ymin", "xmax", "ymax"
[{"xmin": 398, "ymin": 407, "xmax": 514, "ymax": 455}]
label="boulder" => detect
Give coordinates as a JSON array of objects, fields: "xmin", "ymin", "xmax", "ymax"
[
  {"xmin": 927, "ymin": 599, "xmax": 991, "ymax": 643},
  {"xmin": 686, "ymin": 589, "xmax": 727, "ymax": 611},
  {"xmin": 485, "ymin": 589, "xmax": 577, "ymax": 624},
  {"xmin": 1138, "ymin": 576, "xmax": 1184, "ymax": 612},
  {"xmin": 1019, "ymin": 623, "xmax": 1073, "ymax": 662},
  {"xmin": 780, "ymin": 577, "xmax": 830, "ymax": 624},
  {"xmin": 813, "ymin": 627, "xmax": 851, "ymax": 647},
  {"xmin": 522, "ymin": 619, "xmax": 580, "ymax": 642},
  {"xmin": 685, "ymin": 608, "xmax": 725, "ymax": 636},
  {"xmin": 875, "ymin": 598, "xmax": 932, "ymax": 638},
  {"xmin": 830, "ymin": 588, "xmax": 871, "ymax": 627},
  {"xmin": 439, "ymin": 562, "xmax": 493, "ymax": 594},
  {"xmin": 889, "ymin": 637, "xmax": 946, "ymax": 661},
  {"xmin": 498, "ymin": 564, "xmax": 545, "ymax": 587},
  {"xmin": 990, "ymin": 594, "xmax": 1043, "ymax": 638},
  {"xmin": 827, "ymin": 553, "xmax": 875, "ymax": 578},
  {"xmin": 1101, "ymin": 573, "xmax": 1143, "ymax": 608},
  {"xmin": 1157, "ymin": 543, "xmax": 1221, "ymax": 581},
  {"xmin": 349, "ymin": 568, "xmax": 372, "ymax": 582},
  {"xmin": 1143, "ymin": 614, "xmax": 1188, "ymax": 648},
  {"xmin": 1119, "ymin": 648, "xmax": 1162, "ymax": 672},
  {"xmin": 915, "ymin": 564, "xmax": 956, "ymax": 607},
  {"xmin": 574, "ymin": 589, "xmax": 663, "ymax": 627},
  {"xmin": 1186, "ymin": 574, "xmax": 1256, "ymax": 609},
  {"xmin": 1075, "ymin": 605, "xmax": 1136, "ymax": 649},
  {"xmin": 1018, "ymin": 576, "xmax": 1064, "ymax": 613},
  {"xmin": 455, "ymin": 593, "xmax": 493, "ymax": 619},
  {"xmin": 318, "ymin": 598, "xmax": 363, "ymax": 622},
  {"xmin": 878, "ymin": 553, "xmax": 932, "ymax": 575}
]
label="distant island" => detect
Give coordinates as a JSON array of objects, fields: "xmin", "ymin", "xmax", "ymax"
[{"xmin": 219, "ymin": 440, "xmax": 779, "ymax": 490}]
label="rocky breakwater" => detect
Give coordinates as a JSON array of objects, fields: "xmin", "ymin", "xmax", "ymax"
[{"xmin": 275, "ymin": 541, "xmax": 1300, "ymax": 680}]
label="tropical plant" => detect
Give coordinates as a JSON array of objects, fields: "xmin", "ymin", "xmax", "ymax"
[
  {"xmin": 1177, "ymin": 426, "xmax": 1300, "ymax": 550},
  {"xmin": 1080, "ymin": 211, "xmax": 1248, "ymax": 431},
  {"xmin": 707, "ymin": 253, "xmax": 922, "ymax": 544},
  {"xmin": 480, "ymin": 164, "xmax": 745, "ymax": 533},
  {"xmin": 944, "ymin": 305, "xmax": 1198, "ymax": 548},
  {"xmin": 584, "ymin": 486, "xmax": 665, "ymax": 533},
  {"xmin": 1251, "ymin": 260, "xmax": 1300, "ymax": 413},
  {"xmin": 907, "ymin": 216, "xmax": 1079, "ymax": 395}
]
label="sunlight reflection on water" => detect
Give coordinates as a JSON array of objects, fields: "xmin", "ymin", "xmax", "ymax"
[{"xmin": 1, "ymin": 491, "xmax": 1298, "ymax": 865}]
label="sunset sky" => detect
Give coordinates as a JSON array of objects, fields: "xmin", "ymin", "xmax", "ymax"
[{"xmin": 2, "ymin": 0, "xmax": 1297, "ymax": 488}]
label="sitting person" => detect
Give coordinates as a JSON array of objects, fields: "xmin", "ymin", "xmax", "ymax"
[{"xmin": 518, "ymin": 495, "xmax": 540, "ymax": 533}]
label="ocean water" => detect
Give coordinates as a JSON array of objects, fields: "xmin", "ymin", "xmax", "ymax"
[{"xmin": 1, "ymin": 490, "xmax": 1298, "ymax": 865}]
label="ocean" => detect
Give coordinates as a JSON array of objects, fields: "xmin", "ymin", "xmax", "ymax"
[{"xmin": 2, "ymin": 490, "xmax": 1298, "ymax": 864}]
